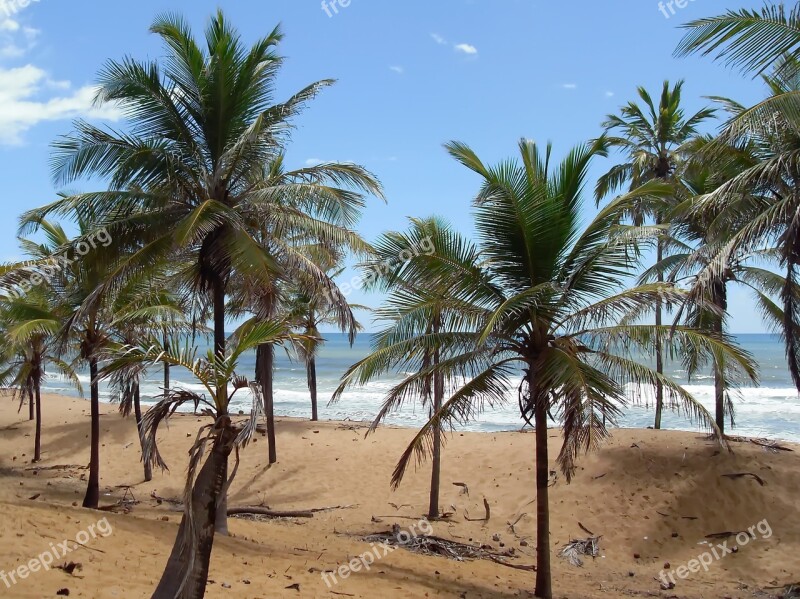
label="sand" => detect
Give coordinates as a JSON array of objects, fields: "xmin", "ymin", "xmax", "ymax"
[{"xmin": 0, "ymin": 392, "xmax": 798, "ymax": 598}]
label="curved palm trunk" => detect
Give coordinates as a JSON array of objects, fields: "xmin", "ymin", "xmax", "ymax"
[
  {"xmin": 133, "ymin": 383, "xmax": 153, "ymax": 482},
  {"xmin": 28, "ymin": 387, "xmax": 34, "ymax": 421},
  {"xmin": 257, "ymin": 344, "xmax": 277, "ymax": 464},
  {"xmin": 532, "ymin": 372, "xmax": 552, "ymax": 599},
  {"xmin": 428, "ymin": 316, "xmax": 443, "ymax": 521},
  {"xmin": 151, "ymin": 428, "xmax": 235, "ymax": 599},
  {"xmin": 308, "ymin": 355, "xmax": 318, "ymax": 422},
  {"xmin": 712, "ymin": 278, "xmax": 728, "ymax": 435},
  {"xmin": 33, "ymin": 381, "xmax": 42, "ymax": 463},
  {"xmin": 82, "ymin": 357, "xmax": 101, "ymax": 509}
]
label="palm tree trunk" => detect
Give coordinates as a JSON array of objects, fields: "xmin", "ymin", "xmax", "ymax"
[
  {"xmin": 133, "ymin": 383, "xmax": 153, "ymax": 482},
  {"xmin": 211, "ymin": 275, "xmax": 230, "ymax": 535},
  {"xmin": 257, "ymin": 344, "xmax": 277, "ymax": 464},
  {"xmin": 654, "ymin": 234, "xmax": 665, "ymax": 430},
  {"xmin": 151, "ymin": 427, "xmax": 235, "ymax": 599},
  {"xmin": 33, "ymin": 381, "xmax": 42, "ymax": 463},
  {"xmin": 532, "ymin": 372, "xmax": 552, "ymax": 599},
  {"xmin": 308, "ymin": 355, "xmax": 318, "ymax": 422},
  {"xmin": 82, "ymin": 357, "xmax": 101, "ymax": 509},
  {"xmin": 428, "ymin": 315, "xmax": 443, "ymax": 521},
  {"xmin": 712, "ymin": 278, "xmax": 728, "ymax": 435},
  {"xmin": 163, "ymin": 332, "xmax": 170, "ymax": 398},
  {"xmin": 28, "ymin": 386, "xmax": 34, "ymax": 421}
]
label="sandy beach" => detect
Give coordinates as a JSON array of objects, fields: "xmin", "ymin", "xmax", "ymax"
[{"xmin": 0, "ymin": 393, "xmax": 797, "ymax": 599}]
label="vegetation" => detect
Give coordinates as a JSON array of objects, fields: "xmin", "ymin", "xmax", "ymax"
[{"xmin": 0, "ymin": 3, "xmax": 797, "ymax": 598}]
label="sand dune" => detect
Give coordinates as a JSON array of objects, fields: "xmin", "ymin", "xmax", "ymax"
[{"xmin": 0, "ymin": 393, "xmax": 797, "ymax": 598}]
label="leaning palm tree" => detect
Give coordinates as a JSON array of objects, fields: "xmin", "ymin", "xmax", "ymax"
[
  {"xmin": 333, "ymin": 216, "xmax": 482, "ymax": 521},
  {"xmin": 363, "ymin": 138, "xmax": 755, "ymax": 599},
  {"xmin": 595, "ymin": 81, "xmax": 716, "ymax": 429},
  {"xmin": 101, "ymin": 320, "xmax": 291, "ymax": 599},
  {"xmin": 677, "ymin": 7, "xmax": 800, "ymax": 391}
]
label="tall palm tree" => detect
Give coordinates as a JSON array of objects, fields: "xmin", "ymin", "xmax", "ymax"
[
  {"xmin": 101, "ymin": 320, "xmax": 290, "ymax": 599},
  {"xmin": 677, "ymin": 6, "xmax": 800, "ymax": 391},
  {"xmin": 365, "ymin": 138, "xmax": 754, "ymax": 599},
  {"xmin": 333, "ymin": 216, "xmax": 482, "ymax": 520},
  {"xmin": 595, "ymin": 81, "xmax": 716, "ymax": 428},
  {"xmin": 25, "ymin": 11, "xmax": 380, "ymax": 517}
]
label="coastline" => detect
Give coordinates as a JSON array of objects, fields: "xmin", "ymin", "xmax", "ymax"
[{"xmin": 0, "ymin": 393, "xmax": 797, "ymax": 598}]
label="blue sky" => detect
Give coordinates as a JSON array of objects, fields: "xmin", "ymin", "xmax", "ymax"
[{"xmin": 0, "ymin": 0, "xmax": 774, "ymax": 333}]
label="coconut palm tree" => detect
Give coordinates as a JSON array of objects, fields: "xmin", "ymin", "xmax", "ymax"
[
  {"xmin": 101, "ymin": 320, "xmax": 290, "ymax": 599},
  {"xmin": 8, "ymin": 215, "xmax": 115, "ymax": 508},
  {"xmin": 364, "ymin": 138, "xmax": 756, "ymax": 599},
  {"xmin": 107, "ymin": 274, "xmax": 199, "ymax": 482},
  {"xmin": 595, "ymin": 81, "xmax": 716, "ymax": 429},
  {"xmin": 333, "ymin": 216, "xmax": 481, "ymax": 520},
  {"xmin": 0, "ymin": 289, "xmax": 80, "ymax": 462},
  {"xmin": 677, "ymin": 8, "xmax": 800, "ymax": 391},
  {"xmin": 639, "ymin": 134, "xmax": 766, "ymax": 434},
  {"xmin": 24, "ymin": 11, "xmax": 380, "ymax": 516}
]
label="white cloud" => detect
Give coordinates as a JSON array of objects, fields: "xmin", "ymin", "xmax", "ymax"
[
  {"xmin": 305, "ymin": 158, "xmax": 324, "ymax": 166},
  {"xmin": 389, "ymin": 65, "xmax": 404, "ymax": 74},
  {"xmin": 605, "ymin": 91, "xmax": 615, "ymax": 97},
  {"xmin": 562, "ymin": 83, "xmax": 577, "ymax": 90},
  {"xmin": 0, "ymin": 19, "xmax": 20, "ymax": 32},
  {"xmin": 0, "ymin": 65, "xmax": 122, "ymax": 144},
  {"xmin": 430, "ymin": 33, "xmax": 446, "ymax": 45},
  {"xmin": 455, "ymin": 43, "xmax": 478, "ymax": 55}
]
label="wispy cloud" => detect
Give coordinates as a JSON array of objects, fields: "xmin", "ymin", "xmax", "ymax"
[
  {"xmin": 305, "ymin": 158, "xmax": 325, "ymax": 166},
  {"xmin": 605, "ymin": 91, "xmax": 615, "ymax": 98},
  {"xmin": 455, "ymin": 43, "xmax": 478, "ymax": 56},
  {"xmin": 562, "ymin": 83, "xmax": 577, "ymax": 90},
  {"xmin": 0, "ymin": 66, "xmax": 122, "ymax": 144},
  {"xmin": 389, "ymin": 65, "xmax": 404, "ymax": 75},
  {"xmin": 430, "ymin": 33, "xmax": 447, "ymax": 45}
]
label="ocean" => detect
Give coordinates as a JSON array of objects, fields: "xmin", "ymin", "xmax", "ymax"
[{"xmin": 40, "ymin": 333, "xmax": 800, "ymax": 442}]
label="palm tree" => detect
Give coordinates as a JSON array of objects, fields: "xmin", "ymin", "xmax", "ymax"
[
  {"xmin": 595, "ymin": 81, "xmax": 716, "ymax": 428},
  {"xmin": 25, "ymin": 11, "xmax": 380, "ymax": 514},
  {"xmin": 333, "ymin": 216, "xmax": 481, "ymax": 520},
  {"xmin": 363, "ymin": 138, "xmax": 755, "ymax": 598},
  {"xmin": 107, "ymin": 274, "xmax": 198, "ymax": 482},
  {"xmin": 677, "ymin": 6, "xmax": 800, "ymax": 391},
  {"xmin": 287, "ymin": 249, "xmax": 364, "ymax": 422},
  {"xmin": 0, "ymin": 289, "xmax": 80, "ymax": 462},
  {"xmin": 640, "ymin": 135, "xmax": 766, "ymax": 434},
  {"xmin": 101, "ymin": 320, "xmax": 290, "ymax": 598},
  {"xmin": 10, "ymin": 216, "xmax": 114, "ymax": 508}
]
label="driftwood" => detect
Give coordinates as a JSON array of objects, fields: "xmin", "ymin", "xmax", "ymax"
[
  {"xmin": 705, "ymin": 530, "xmax": 749, "ymax": 540},
  {"xmin": 722, "ymin": 472, "xmax": 767, "ymax": 486},
  {"xmin": 452, "ymin": 482, "xmax": 470, "ymax": 496},
  {"xmin": 228, "ymin": 504, "xmax": 356, "ymax": 519},
  {"xmin": 750, "ymin": 438, "xmax": 794, "ymax": 453}
]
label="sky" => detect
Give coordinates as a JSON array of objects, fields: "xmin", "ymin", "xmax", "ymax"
[{"xmin": 0, "ymin": 0, "xmax": 776, "ymax": 333}]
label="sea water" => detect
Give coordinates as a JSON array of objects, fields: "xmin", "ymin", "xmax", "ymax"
[{"xmin": 40, "ymin": 333, "xmax": 799, "ymax": 442}]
